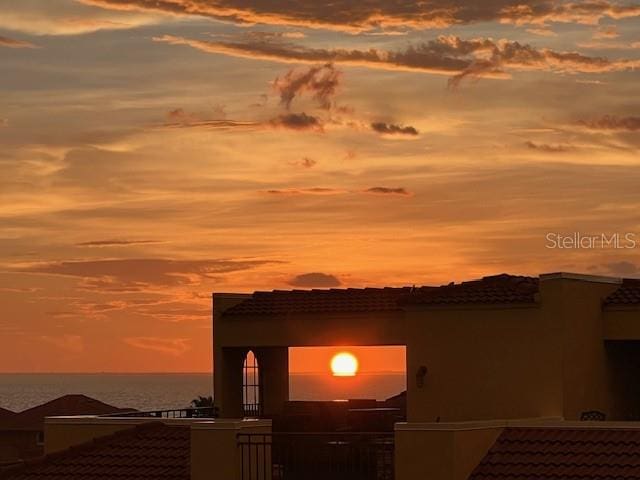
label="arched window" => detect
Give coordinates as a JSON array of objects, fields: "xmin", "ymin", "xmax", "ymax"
[{"xmin": 243, "ymin": 350, "xmax": 261, "ymax": 417}]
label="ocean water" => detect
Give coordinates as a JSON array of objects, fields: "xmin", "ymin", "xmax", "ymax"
[{"xmin": 0, "ymin": 373, "xmax": 406, "ymax": 412}]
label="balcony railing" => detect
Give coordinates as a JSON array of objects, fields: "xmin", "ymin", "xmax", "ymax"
[
  {"xmin": 238, "ymin": 432, "xmax": 394, "ymax": 480},
  {"xmin": 100, "ymin": 406, "xmax": 218, "ymax": 419}
]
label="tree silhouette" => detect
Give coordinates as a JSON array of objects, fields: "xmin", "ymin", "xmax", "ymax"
[{"xmin": 190, "ymin": 395, "xmax": 213, "ymax": 408}]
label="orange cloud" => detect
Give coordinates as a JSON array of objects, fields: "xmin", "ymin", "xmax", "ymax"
[
  {"xmin": 579, "ymin": 115, "xmax": 640, "ymax": 131},
  {"xmin": 0, "ymin": 35, "xmax": 37, "ymax": 49},
  {"xmin": 18, "ymin": 258, "xmax": 278, "ymax": 289},
  {"xmin": 526, "ymin": 27, "xmax": 558, "ymax": 36},
  {"xmin": 269, "ymin": 112, "xmax": 324, "ymax": 131},
  {"xmin": 500, "ymin": 1, "xmax": 640, "ymax": 26},
  {"xmin": 273, "ymin": 64, "xmax": 342, "ymax": 110},
  {"xmin": 0, "ymin": 4, "xmax": 164, "ymax": 36},
  {"xmin": 162, "ymin": 108, "xmax": 324, "ymax": 133},
  {"xmin": 264, "ymin": 187, "xmax": 343, "ymax": 195},
  {"xmin": 371, "ymin": 122, "xmax": 419, "ymax": 136},
  {"xmin": 124, "ymin": 336, "xmax": 191, "ymax": 356},
  {"xmin": 163, "ymin": 118, "xmax": 259, "ymax": 130},
  {"xmin": 152, "ymin": 34, "xmax": 471, "ymax": 76},
  {"xmin": 76, "ymin": 239, "xmax": 162, "ymax": 247},
  {"xmin": 290, "ymin": 157, "xmax": 317, "ymax": 168},
  {"xmin": 154, "ymin": 34, "xmax": 639, "ymax": 87},
  {"xmin": 83, "ymin": 0, "xmax": 640, "ymax": 32},
  {"xmin": 40, "ymin": 334, "xmax": 84, "ymax": 353},
  {"xmin": 363, "ymin": 187, "xmax": 413, "ymax": 196},
  {"xmin": 525, "ymin": 141, "xmax": 572, "ymax": 153},
  {"xmin": 263, "ymin": 187, "xmax": 413, "ymax": 196},
  {"xmin": 593, "ymin": 25, "xmax": 620, "ymax": 39}
]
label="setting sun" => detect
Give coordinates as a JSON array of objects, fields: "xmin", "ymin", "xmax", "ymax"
[{"xmin": 330, "ymin": 352, "xmax": 359, "ymax": 377}]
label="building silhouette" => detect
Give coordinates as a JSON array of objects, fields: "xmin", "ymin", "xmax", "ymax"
[{"xmin": 4, "ymin": 272, "xmax": 640, "ymax": 480}]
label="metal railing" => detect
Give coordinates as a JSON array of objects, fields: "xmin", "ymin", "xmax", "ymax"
[
  {"xmin": 100, "ymin": 406, "xmax": 218, "ymax": 419},
  {"xmin": 238, "ymin": 432, "xmax": 394, "ymax": 480}
]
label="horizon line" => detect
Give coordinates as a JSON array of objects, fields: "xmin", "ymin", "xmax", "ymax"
[{"xmin": 0, "ymin": 370, "xmax": 407, "ymax": 375}]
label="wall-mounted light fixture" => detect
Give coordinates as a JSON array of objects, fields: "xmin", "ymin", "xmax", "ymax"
[{"xmin": 416, "ymin": 365, "xmax": 428, "ymax": 388}]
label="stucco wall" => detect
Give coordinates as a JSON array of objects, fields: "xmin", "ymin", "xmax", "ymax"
[
  {"xmin": 545, "ymin": 277, "xmax": 620, "ymax": 420},
  {"xmin": 395, "ymin": 423, "xmax": 502, "ymax": 480},
  {"xmin": 404, "ymin": 303, "xmax": 559, "ymax": 422}
]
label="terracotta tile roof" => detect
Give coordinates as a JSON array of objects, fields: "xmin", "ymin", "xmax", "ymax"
[
  {"xmin": 401, "ymin": 274, "xmax": 539, "ymax": 306},
  {"xmin": 0, "ymin": 422, "xmax": 189, "ymax": 480},
  {"xmin": 222, "ymin": 274, "xmax": 540, "ymax": 316},
  {"xmin": 604, "ymin": 278, "xmax": 640, "ymax": 306},
  {"xmin": 4, "ymin": 395, "xmax": 132, "ymax": 431},
  {"xmin": 222, "ymin": 286, "xmax": 414, "ymax": 316},
  {"xmin": 470, "ymin": 426, "xmax": 640, "ymax": 480}
]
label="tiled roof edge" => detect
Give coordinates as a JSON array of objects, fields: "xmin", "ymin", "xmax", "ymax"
[{"xmin": 0, "ymin": 421, "xmax": 168, "ymax": 479}]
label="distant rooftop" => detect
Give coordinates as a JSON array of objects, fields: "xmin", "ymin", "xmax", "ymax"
[
  {"xmin": 0, "ymin": 422, "xmax": 188, "ymax": 480},
  {"xmin": 2, "ymin": 395, "xmax": 132, "ymax": 431},
  {"xmin": 0, "ymin": 407, "xmax": 15, "ymax": 421},
  {"xmin": 604, "ymin": 278, "xmax": 640, "ymax": 306}
]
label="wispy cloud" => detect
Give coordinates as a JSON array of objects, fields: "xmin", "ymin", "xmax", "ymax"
[
  {"xmin": 83, "ymin": 0, "xmax": 640, "ymax": 32},
  {"xmin": 76, "ymin": 239, "xmax": 162, "ymax": 247},
  {"xmin": 500, "ymin": 1, "xmax": 640, "ymax": 26},
  {"xmin": 124, "ymin": 336, "xmax": 191, "ymax": 356},
  {"xmin": 264, "ymin": 187, "xmax": 343, "ymax": 195},
  {"xmin": 593, "ymin": 25, "xmax": 620, "ymax": 39},
  {"xmin": 525, "ymin": 141, "xmax": 572, "ymax": 153},
  {"xmin": 371, "ymin": 122, "xmax": 419, "ymax": 136},
  {"xmin": 40, "ymin": 334, "xmax": 84, "ymax": 353},
  {"xmin": 290, "ymin": 157, "xmax": 318, "ymax": 168},
  {"xmin": 0, "ymin": 287, "xmax": 41, "ymax": 293},
  {"xmin": 269, "ymin": 112, "xmax": 324, "ymax": 131},
  {"xmin": 162, "ymin": 108, "xmax": 324, "ymax": 132},
  {"xmin": 17, "ymin": 258, "xmax": 278, "ymax": 289},
  {"xmin": 273, "ymin": 63, "xmax": 342, "ymax": 110},
  {"xmin": 0, "ymin": 3, "xmax": 164, "ymax": 36},
  {"xmin": 577, "ymin": 40, "xmax": 640, "ymax": 50},
  {"xmin": 363, "ymin": 187, "xmax": 413, "ymax": 196},
  {"xmin": 154, "ymin": 34, "xmax": 639, "ymax": 87},
  {"xmin": 578, "ymin": 115, "xmax": 640, "ymax": 131},
  {"xmin": 598, "ymin": 261, "xmax": 640, "ymax": 277},
  {"xmin": 0, "ymin": 35, "xmax": 38, "ymax": 49},
  {"xmin": 263, "ymin": 186, "xmax": 413, "ymax": 196},
  {"xmin": 152, "ymin": 34, "xmax": 476, "ymax": 76},
  {"xmin": 163, "ymin": 118, "xmax": 259, "ymax": 130},
  {"xmin": 526, "ymin": 27, "xmax": 558, "ymax": 37}
]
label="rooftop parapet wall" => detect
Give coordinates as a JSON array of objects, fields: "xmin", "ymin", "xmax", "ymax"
[
  {"xmin": 394, "ymin": 418, "xmax": 559, "ymax": 480},
  {"xmin": 395, "ymin": 417, "xmax": 640, "ymax": 480},
  {"xmin": 43, "ymin": 416, "xmax": 272, "ymax": 480}
]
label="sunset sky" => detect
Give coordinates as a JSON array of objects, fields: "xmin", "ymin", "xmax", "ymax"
[{"xmin": 1, "ymin": 0, "xmax": 639, "ymax": 373}]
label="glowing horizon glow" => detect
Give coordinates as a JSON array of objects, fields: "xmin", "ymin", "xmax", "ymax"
[{"xmin": 330, "ymin": 352, "xmax": 359, "ymax": 377}]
